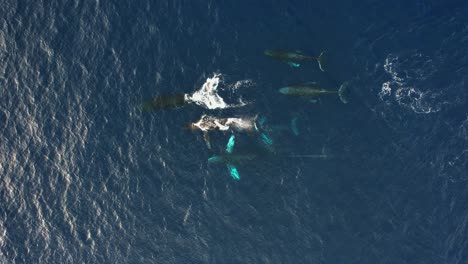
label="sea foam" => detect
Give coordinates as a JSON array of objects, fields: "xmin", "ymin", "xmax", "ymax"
[{"xmin": 185, "ymin": 73, "xmax": 248, "ymax": 109}]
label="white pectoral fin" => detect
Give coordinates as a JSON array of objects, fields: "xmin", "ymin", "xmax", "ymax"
[
  {"xmin": 227, "ymin": 164, "xmax": 240, "ymax": 180},
  {"xmin": 226, "ymin": 134, "xmax": 235, "ymax": 153},
  {"xmin": 287, "ymin": 62, "xmax": 300, "ymax": 67},
  {"xmin": 260, "ymin": 133, "xmax": 273, "ymax": 145}
]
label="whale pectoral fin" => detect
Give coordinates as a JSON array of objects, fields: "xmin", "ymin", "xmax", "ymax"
[
  {"xmin": 226, "ymin": 134, "xmax": 235, "ymax": 154},
  {"xmin": 287, "ymin": 62, "xmax": 300, "ymax": 68},
  {"xmin": 227, "ymin": 164, "xmax": 240, "ymax": 180},
  {"xmin": 258, "ymin": 116, "xmax": 267, "ymax": 126},
  {"xmin": 208, "ymin": 156, "xmax": 221, "ymax": 163},
  {"xmin": 260, "ymin": 133, "xmax": 273, "ymax": 145},
  {"xmin": 203, "ymin": 132, "xmax": 211, "ymax": 149}
]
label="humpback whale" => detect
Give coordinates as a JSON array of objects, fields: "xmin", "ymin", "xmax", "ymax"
[
  {"xmin": 139, "ymin": 74, "xmax": 247, "ymax": 112},
  {"xmin": 257, "ymin": 117, "xmax": 300, "ymax": 136},
  {"xmin": 139, "ymin": 94, "xmax": 188, "ymax": 111},
  {"xmin": 190, "ymin": 115, "xmax": 258, "ymax": 133},
  {"xmin": 264, "ymin": 50, "xmax": 326, "ymax": 71},
  {"xmin": 279, "ymin": 81, "xmax": 348, "ymax": 104},
  {"xmin": 188, "ymin": 115, "xmax": 298, "ymax": 150},
  {"xmin": 207, "ymin": 135, "xmax": 258, "ymax": 180},
  {"xmin": 188, "ymin": 114, "xmax": 274, "ymax": 149},
  {"xmin": 209, "ymin": 135, "xmax": 331, "ymax": 180}
]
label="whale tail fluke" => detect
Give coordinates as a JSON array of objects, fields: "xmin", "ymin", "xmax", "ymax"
[
  {"xmin": 338, "ymin": 82, "xmax": 349, "ymax": 104},
  {"xmin": 317, "ymin": 51, "xmax": 326, "ymax": 72}
]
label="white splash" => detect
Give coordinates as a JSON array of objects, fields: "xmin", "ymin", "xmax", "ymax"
[
  {"xmin": 380, "ymin": 53, "xmax": 442, "ymax": 114},
  {"xmin": 192, "ymin": 114, "xmax": 257, "ymax": 132},
  {"xmin": 379, "ymin": 82, "xmax": 392, "ymax": 101},
  {"xmin": 185, "ymin": 73, "xmax": 248, "ymax": 109}
]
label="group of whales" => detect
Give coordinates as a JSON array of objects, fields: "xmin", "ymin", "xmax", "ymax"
[{"xmin": 141, "ymin": 50, "xmax": 348, "ymax": 180}]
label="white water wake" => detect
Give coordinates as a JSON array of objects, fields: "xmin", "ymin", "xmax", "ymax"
[
  {"xmin": 379, "ymin": 53, "xmax": 444, "ymax": 114},
  {"xmin": 185, "ymin": 73, "xmax": 249, "ymax": 109}
]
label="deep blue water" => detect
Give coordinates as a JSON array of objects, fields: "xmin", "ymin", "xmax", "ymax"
[{"xmin": 1, "ymin": 0, "xmax": 468, "ymax": 263}]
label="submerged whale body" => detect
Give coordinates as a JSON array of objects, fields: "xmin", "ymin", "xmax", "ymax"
[
  {"xmin": 279, "ymin": 82, "xmax": 348, "ymax": 104},
  {"xmin": 188, "ymin": 115, "xmax": 258, "ymax": 149},
  {"xmin": 208, "ymin": 135, "xmax": 263, "ymax": 180},
  {"xmin": 140, "ymin": 74, "xmax": 248, "ymax": 112},
  {"xmin": 209, "ymin": 135, "xmax": 330, "ymax": 180},
  {"xmin": 188, "ymin": 114, "xmax": 277, "ymax": 150},
  {"xmin": 264, "ymin": 49, "xmax": 326, "ymax": 71},
  {"xmin": 140, "ymin": 94, "xmax": 188, "ymax": 111}
]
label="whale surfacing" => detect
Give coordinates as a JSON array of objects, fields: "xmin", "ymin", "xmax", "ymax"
[
  {"xmin": 140, "ymin": 94, "xmax": 188, "ymax": 111},
  {"xmin": 264, "ymin": 50, "xmax": 326, "ymax": 71}
]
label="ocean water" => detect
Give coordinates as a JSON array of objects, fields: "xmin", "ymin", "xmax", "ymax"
[{"xmin": 1, "ymin": 0, "xmax": 467, "ymax": 263}]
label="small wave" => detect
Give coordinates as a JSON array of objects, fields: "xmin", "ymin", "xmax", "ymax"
[
  {"xmin": 436, "ymin": 116, "xmax": 468, "ymax": 183},
  {"xmin": 379, "ymin": 53, "xmax": 443, "ymax": 114},
  {"xmin": 185, "ymin": 73, "xmax": 249, "ymax": 109},
  {"xmin": 226, "ymin": 79, "xmax": 255, "ymax": 90}
]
